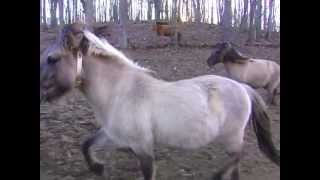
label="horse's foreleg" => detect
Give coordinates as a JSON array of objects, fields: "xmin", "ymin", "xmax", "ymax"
[
  {"xmin": 271, "ymin": 88, "xmax": 279, "ymax": 105},
  {"xmin": 137, "ymin": 154, "xmax": 156, "ymax": 180},
  {"xmin": 81, "ymin": 129, "xmax": 106, "ymax": 176},
  {"xmin": 131, "ymin": 146, "xmax": 156, "ymax": 180}
]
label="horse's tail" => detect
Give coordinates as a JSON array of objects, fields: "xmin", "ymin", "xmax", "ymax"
[{"xmin": 244, "ymin": 85, "xmax": 280, "ymax": 166}]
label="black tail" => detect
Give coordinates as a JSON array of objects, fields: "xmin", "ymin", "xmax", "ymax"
[{"xmin": 244, "ymin": 85, "xmax": 280, "ymax": 166}]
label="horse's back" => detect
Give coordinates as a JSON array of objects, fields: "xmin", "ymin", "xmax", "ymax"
[{"xmin": 249, "ymin": 59, "xmax": 280, "ymax": 87}]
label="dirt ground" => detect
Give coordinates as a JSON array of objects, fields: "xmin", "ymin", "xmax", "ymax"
[{"xmin": 40, "ymin": 23, "xmax": 280, "ymax": 180}]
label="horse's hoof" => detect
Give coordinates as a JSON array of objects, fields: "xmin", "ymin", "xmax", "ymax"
[
  {"xmin": 89, "ymin": 163, "xmax": 104, "ymax": 176},
  {"xmin": 212, "ymin": 172, "xmax": 223, "ymax": 180}
]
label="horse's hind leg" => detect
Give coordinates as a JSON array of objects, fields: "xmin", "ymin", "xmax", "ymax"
[
  {"xmin": 82, "ymin": 129, "xmax": 108, "ymax": 176},
  {"xmin": 213, "ymin": 152, "xmax": 241, "ymax": 180},
  {"xmin": 213, "ymin": 131, "xmax": 244, "ymax": 180}
]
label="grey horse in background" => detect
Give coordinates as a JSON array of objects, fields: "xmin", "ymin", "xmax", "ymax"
[{"xmin": 207, "ymin": 42, "xmax": 280, "ymax": 105}]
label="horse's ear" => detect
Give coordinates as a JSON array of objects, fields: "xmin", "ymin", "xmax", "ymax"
[
  {"xmin": 61, "ymin": 23, "xmax": 89, "ymax": 55},
  {"xmin": 225, "ymin": 42, "xmax": 232, "ymax": 49}
]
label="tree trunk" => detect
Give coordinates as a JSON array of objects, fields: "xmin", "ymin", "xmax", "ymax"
[
  {"xmin": 201, "ymin": 0, "xmax": 205, "ymax": 22},
  {"xmin": 40, "ymin": 0, "xmax": 42, "ymax": 24},
  {"xmin": 58, "ymin": 0, "xmax": 64, "ymax": 25},
  {"xmin": 240, "ymin": 0, "xmax": 249, "ymax": 31},
  {"xmin": 248, "ymin": 0, "xmax": 257, "ymax": 43},
  {"xmin": 178, "ymin": 0, "xmax": 181, "ymax": 21},
  {"xmin": 50, "ymin": 0, "xmax": 58, "ymax": 27},
  {"xmin": 73, "ymin": 0, "xmax": 78, "ymax": 22},
  {"xmin": 192, "ymin": 0, "xmax": 201, "ymax": 23},
  {"xmin": 222, "ymin": 0, "xmax": 233, "ymax": 42},
  {"xmin": 154, "ymin": 0, "xmax": 161, "ymax": 20},
  {"xmin": 113, "ymin": 1, "xmax": 119, "ymax": 23},
  {"xmin": 66, "ymin": 0, "xmax": 71, "ymax": 24},
  {"xmin": 186, "ymin": 0, "xmax": 189, "ymax": 21},
  {"xmin": 172, "ymin": 0, "xmax": 177, "ymax": 20},
  {"xmin": 233, "ymin": 3, "xmax": 237, "ymax": 27},
  {"xmin": 119, "ymin": 0, "xmax": 128, "ymax": 48},
  {"xmin": 265, "ymin": 0, "xmax": 274, "ymax": 40},
  {"xmin": 263, "ymin": 0, "xmax": 267, "ymax": 30},
  {"xmin": 255, "ymin": 0, "xmax": 262, "ymax": 40},
  {"xmin": 147, "ymin": 0, "xmax": 152, "ymax": 20},
  {"xmin": 211, "ymin": 0, "xmax": 214, "ymax": 24},
  {"xmin": 171, "ymin": 0, "xmax": 179, "ymax": 47},
  {"xmin": 216, "ymin": 0, "xmax": 220, "ymax": 24},
  {"xmin": 165, "ymin": 0, "xmax": 169, "ymax": 20},
  {"xmin": 43, "ymin": 0, "xmax": 47, "ymax": 28},
  {"xmin": 80, "ymin": 0, "xmax": 95, "ymax": 25}
]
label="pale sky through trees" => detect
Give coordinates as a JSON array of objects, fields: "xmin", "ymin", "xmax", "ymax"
[{"xmin": 42, "ymin": 0, "xmax": 279, "ymax": 30}]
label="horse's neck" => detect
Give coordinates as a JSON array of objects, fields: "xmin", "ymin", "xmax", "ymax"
[
  {"xmin": 79, "ymin": 56, "xmax": 127, "ymax": 107},
  {"xmin": 79, "ymin": 55, "xmax": 160, "ymax": 112},
  {"xmin": 223, "ymin": 61, "xmax": 248, "ymax": 78}
]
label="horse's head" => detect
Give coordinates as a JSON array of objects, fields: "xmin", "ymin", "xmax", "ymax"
[
  {"xmin": 207, "ymin": 42, "xmax": 231, "ymax": 68},
  {"xmin": 40, "ymin": 23, "xmax": 89, "ymax": 102}
]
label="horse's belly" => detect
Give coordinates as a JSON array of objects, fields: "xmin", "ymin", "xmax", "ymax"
[{"xmin": 154, "ymin": 117, "xmax": 219, "ymax": 149}]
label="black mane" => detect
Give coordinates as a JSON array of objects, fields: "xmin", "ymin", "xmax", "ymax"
[{"xmin": 219, "ymin": 43, "xmax": 249, "ymax": 63}]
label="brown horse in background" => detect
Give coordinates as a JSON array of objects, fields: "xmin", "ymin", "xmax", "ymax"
[
  {"xmin": 152, "ymin": 22, "xmax": 182, "ymax": 43},
  {"xmin": 207, "ymin": 42, "xmax": 280, "ymax": 105}
]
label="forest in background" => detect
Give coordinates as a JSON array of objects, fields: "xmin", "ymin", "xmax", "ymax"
[{"xmin": 40, "ymin": 0, "xmax": 280, "ymax": 46}]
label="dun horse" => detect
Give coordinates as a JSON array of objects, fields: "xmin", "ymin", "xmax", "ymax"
[
  {"xmin": 40, "ymin": 23, "xmax": 279, "ymax": 180},
  {"xmin": 207, "ymin": 42, "xmax": 280, "ymax": 105}
]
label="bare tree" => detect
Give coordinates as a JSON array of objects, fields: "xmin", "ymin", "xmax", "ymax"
[
  {"xmin": 154, "ymin": 0, "xmax": 162, "ymax": 20},
  {"xmin": 192, "ymin": 0, "xmax": 201, "ymax": 23},
  {"xmin": 255, "ymin": 0, "xmax": 262, "ymax": 40},
  {"xmin": 211, "ymin": 0, "xmax": 214, "ymax": 24},
  {"xmin": 171, "ymin": 0, "xmax": 179, "ymax": 47},
  {"xmin": 240, "ymin": 0, "xmax": 249, "ymax": 31},
  {"xmin": 263, "ymin": 0, "xmax": 267, "ymax": 30},
  {"xmin": 222, "ymin": 0, "xmax": 233, "ymax": 42},
  {"xmin": 165, "ymin": 0, "xmax": 169, "ymax": 20},
  {"xmin": 43, "ymin": 0, "xmax": 48, "ymax": 28},
  {"xmin": 119, "ymin": 0, "xmax": 128, "ymax": 48},
  {"xmin": 201, "ymin": 0, "xmax": 205, "ymax": 22},
  {"xmin": 50, "ymin": 0, "xmax": 58, "ymax": 27},
  {"xmin": 185, "ymin": 0, "xmax": 190, "ymax": 21},
  {"xmin": 217, "ymin": 0, "xmax": 224, "ymax": 24},
  {"xmin": 80, "ymin": 0, "xmax": 96, "ymax": 25},
  {"xmin": 112, "ymin": 0, "xmax": 119, "ymax": 22},
  {"xmin": 248, "ymin": 0, "xmax": 257, "ymax": 43},
  {"xmin": 73, "ymin": 0, "xmax": 78, "ymax": 22},
  {"xmin": 178, "ymin": 0, "xmax": 182, "ymax": 20},
  {"xmin": 128, "ymin": 0, "xmax": 132, "ymax": 20},
  {"xmin": 58, "ymin": 0, "xmax": 64, "ymax": 25},
  {"xmin": 40, "ymin": 0, "xmax": 42, "ymax": 24},
  {"xmin": 265, "ymin": 0, "xmax": 274, "ymax": 39},
  {"xmin": 66, "ymin": 0, "xmax": 72, "ymax": 24},
  {"xmin": 147, "ymin": 0, "xmax": 152, "ymax": 20},
  {"xmin": 233, "ymin": 2, "xmax": 238, "ymax": 27}
]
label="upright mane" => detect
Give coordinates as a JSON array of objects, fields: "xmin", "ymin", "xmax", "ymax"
[
  {"xmin": 82, "ymin": 30, "xmax": 151, "ymax": 73},
  {"xmin": 223, "ymin": 45, "xmax": 250, "ymax": 64}
]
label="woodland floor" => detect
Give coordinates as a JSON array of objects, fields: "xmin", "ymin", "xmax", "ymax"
[{"xmin": 40, "ymin": 22, "xmax": 280, "ymax": 180}]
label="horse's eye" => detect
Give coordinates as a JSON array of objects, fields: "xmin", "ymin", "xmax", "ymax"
[{"xmin": 47, "ymin": 56, "xmax": 60, "ymax": 65}]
